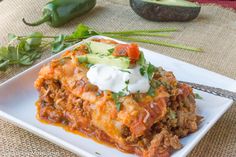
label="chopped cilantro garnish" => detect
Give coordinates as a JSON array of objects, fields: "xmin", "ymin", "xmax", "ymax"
[
  {"xmin": 115, "ymin": 102, "xmax": 121, "ymax": 111},
  {"xmin": 134, "ymin": 90, "xmax": 141, "ymax": 102},
  {"xmin": 122, "ymin": 80, "xmax": 130, "ymax": 93},
  {"xmin": 150, "ymin": 80, "xmax": 161, "ymax": 88},
  {"xmin": 95, "ymin": 152, "xmax": 101, "ymax": 155},
  {"xmin": 125, "ymin": 80, "xmax": 129, "ymax": 84},
  {"xmin": 139, "ymin": 66, "xmax": 145, "ymax": 76},
  {"xmin": 147, "ymin": 86, "xmax": 155, "ymax": 96},
  {"xmin": 112, "ymin": 92, "xmax": 123, "ymax": 111},
  {"xmin": 137, "ymin": 52, "xmax": 158, "ymax": 96},
  {"xmin": 108, "ymin": 48, "xmax": 114, "ymax": 54},
  {"xmin": 147, "ymin": 63, "xmax": 155, "ymax": 80},
  {"xmin": 137, "ymin": 51, "xmax": 156, "ymax": 81},
  {"xmin": 112, "ymin": 91, "xmax": 128, "ymax": 111},
  {"xmin": 137, "ymin": 51, "xmax": 145, "ymax": 65},
  {"xmin": 86, "ymin": 63, "xmax": 94, "ymax": 68},
  {"xmin": 120, "ymin": 69, "xmax": 131, "ymax": 74},
  {"xmin": 194, "ymin": 93, "xmax": 203, "ymax": 99},
  {"xmin": 118, "ymin": 91, "xmax": 126, "ymax": 97},
  {"xmin": 138, "ymin": 51, "xmax": 148, "ymax": 76}
]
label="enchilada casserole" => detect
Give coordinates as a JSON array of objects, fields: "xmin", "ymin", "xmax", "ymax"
[{"xmin": 35, "ymin": 38, "xmax": 202, "ymax": 157}]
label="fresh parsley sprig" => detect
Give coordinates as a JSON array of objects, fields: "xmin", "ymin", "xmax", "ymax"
[
  {"xmin": 0, "ymin": 32, "xmax": 44, "ymax": 71},
  {"xmin": 0, "ymin": 24, "xmax": 202, "ymax": 72}
]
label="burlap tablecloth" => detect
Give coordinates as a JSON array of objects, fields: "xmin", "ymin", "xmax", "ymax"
[{"xmin": 0, "ymin": 0, "xmax": 235, "ymax": 157}]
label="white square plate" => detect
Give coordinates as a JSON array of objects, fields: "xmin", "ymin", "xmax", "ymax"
[{"xmin": 0, "ymin": 36, "xmax": 235, "ymax": 157}]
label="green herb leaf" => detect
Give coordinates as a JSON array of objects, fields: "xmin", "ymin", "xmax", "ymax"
[
  {"xmin": 122, "ymin": 80, "xmax": 130, "ymax": 93},
  {"xmin": 194, "ymin": 93, "xmax": 203, "ymax": 99},
  {"xmin": 19, "ymin": 55, "xmax": 33, "ymax": 65},
  {"xmin": 17, "ymin": 39, "xmax": 27, "ymax": 54},
  {"xmin": 139, "ymin": 66, "xmax": 145, "ymax": 76},
  {"xmin": 147, "ymin": 63, "xmax": 155, "ymax": 80},
  {"xmin": 133, "ymin": 90, "xmax": 142, "ymax": 102},
  {"xmin": 95, "ymin": 152, "xmax": 101, "ymax": 155},
  {"xmin": 112, "ymin": 92, "xmax": 126, "ymax": 111},
  {"xmin": 52, "ymin": 44, "xmax": 65, "ymax": 53},
  {"xmin": 118, "ymin": 91, "xmax": 126, "ymax": 97},
  {"xmin": 108, "ymin": 48, "xmax": 114, "ymax": 54},
  {"xmin": 120, "ymin": 69, "xmax": 131, "ymax": 74},
  {"xmin": 150, "ymin": 80, "xmax": 161, "ymax": 89},
  {"xmin": 7, "ymin": 46, "xmax": 18, "ymax": 61},
  {"xmin": 0, "ymin": 60, "xmax": 9, "ymax": 71},
  {"xmin": 67, "ymin": 24, "xmax": 89, "ymax": 39},
  {"xmin": 7, "ymin": 33, "xmax": 17, "ymax": 41},
  {"xmin": 137, "ymin": 53, "xmax": 155, "ymax": 78},
  {"xmin": 26, "ymin": 32, "xmax": 43, "ymax": 47},
  {"xmin": 86, "ymin": 63, "xmax": 94, "ymax": 68},
  {"xmin": 66, "ymin": 24, "xmax": 98, "ymax": 40},
  {"xmin": 147, "ymin": 86, "xmax": 155, "ymax": 96},
  {"xmin": 137, "ymin": 51, "xmax": 146, "ymax": 66},
  {"xmin": 52, "ymin": 34, "xmax": 67, "ymax": 53},
  {"xmin": 54, "ymin": 34, "xmax": 65, "ymax": 45},
  {"xmin": 0, "ymin": 47, "xmax": 9, "ymax": 60},
  {"xmin": 115, "ymin": 101, "xmax": 121, "ymax": 111},
  {"xmin": 30, "ymin": 51, "xmax": 42, "ymax": 60}
]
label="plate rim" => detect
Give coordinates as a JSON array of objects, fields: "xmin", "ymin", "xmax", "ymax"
[{"xmin": 0, "ymin": 35, "xmax": 235, "ymax": 157}]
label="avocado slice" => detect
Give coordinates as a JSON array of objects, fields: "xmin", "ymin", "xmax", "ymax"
[
  {"xmin": 130, "ymin": 0, "xmax": 201, "ymax": 22},
  {"xmin": 78, "ymin": 54, "xmax": 130, "ymax": 69},
  {"xmin": 87, "ymin": 41, "xmax": 115, "ymax": 55}
]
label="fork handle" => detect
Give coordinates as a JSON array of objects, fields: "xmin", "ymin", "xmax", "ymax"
[{"xmin": 179, "ymin": 81, "xmax": 236, "ymax": 101}]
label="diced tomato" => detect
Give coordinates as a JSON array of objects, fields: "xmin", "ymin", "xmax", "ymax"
[
  {"xmin": 130, "ymin": 120, "xmax": 147, "ymax": 137},
  {"xmin": 112, "ymin": 44, "xmax": 129, "ymax": 57},
  {"xmin": 73, "ymin": 44, "xmax": 88, "ymax": 55},
  {"xmin": 113, "ymin": 43, "xmax": 140, "ymax": 63},
  {"xmin": 127, "ymin": 43, "xmax": 140, "ymax": 63}
]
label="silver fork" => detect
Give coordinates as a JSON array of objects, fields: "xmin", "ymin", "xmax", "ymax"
[{"xmin": 179, "ymin": 81, "xmax": 236, "ymax": 101}]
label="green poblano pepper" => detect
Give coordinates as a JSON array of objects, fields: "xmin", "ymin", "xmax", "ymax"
[{"xmin": 23, "ymin": 0, "xmax": 96, "ymax": 27}]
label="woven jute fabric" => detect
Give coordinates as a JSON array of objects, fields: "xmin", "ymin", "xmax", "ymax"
[{"xmin": 0, "ymin": 0, "xmax": 235, "ymax": 157}]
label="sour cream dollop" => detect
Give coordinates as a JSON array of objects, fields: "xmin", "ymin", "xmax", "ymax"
[{"xmin": 87, "ymin": 64, "xmax": 150, "ymax": 94}]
